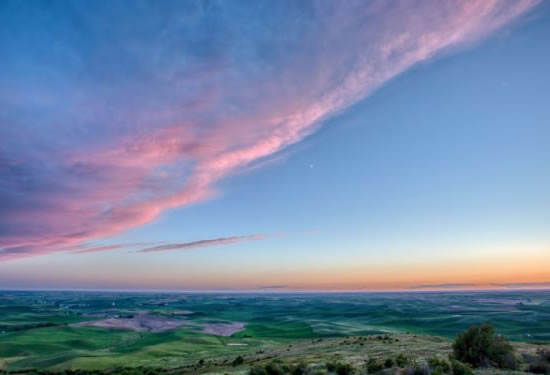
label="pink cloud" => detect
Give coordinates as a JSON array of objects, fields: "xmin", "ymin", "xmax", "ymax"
[{"xmin": 0, "ymin": 0, "xmax": 540, "ymax": 261}]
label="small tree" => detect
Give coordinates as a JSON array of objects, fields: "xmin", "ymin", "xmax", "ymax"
[{"xmin": 452, "ymin": 324, "xmax": 517, "ymax": 369}]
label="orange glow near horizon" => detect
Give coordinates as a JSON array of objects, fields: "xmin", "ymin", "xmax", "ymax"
[
  {"xmin": 2, "ymin": 248, "xmax": 545, "ymax": 292},
  {"xmin": 0, "ymin": 236, "xmax": 548, "ymax": 292}
]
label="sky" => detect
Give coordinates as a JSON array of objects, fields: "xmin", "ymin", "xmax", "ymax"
[{"xmin": 0, "ymin": 0, "xmax": 549, "ymax": 291}]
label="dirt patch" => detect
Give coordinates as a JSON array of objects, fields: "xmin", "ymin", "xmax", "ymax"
[
  {"xmin": 72, "ymin": 312, "xmax": 186, "ymax": 332},
  {"xmin": 202, "ymin": 322, "xmax": 245, "ymax": 336}
]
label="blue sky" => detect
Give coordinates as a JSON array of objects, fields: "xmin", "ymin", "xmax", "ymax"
[{"xmin": 0, "ymin": 0, "xmax": 548, "ymax": 290}]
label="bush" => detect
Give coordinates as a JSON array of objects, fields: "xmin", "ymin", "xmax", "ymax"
[
  {"xmin": 538, "ymin": 349, "xmax": 550, "ymax": 362},
  {"xmin": 232, "ymin": 355, "xmax": 245, "ymax": 366},
  {"xmin": 528, "ymin": 349, "xmax": 550, "ymax": 374},
  {"xmin": 292, "ymin": 362, "xmax": 307, "ymax": 375},
  {"xmin": 396, "ymin": 353, "xmax": 411, "ymax": 367},
  {"xmin": 336, "ymin": 363, "xmax": 354, "ymax": 375},
  {"xmin": 365, "ymin": 358, "xmax": 383, "ymax": 373},
  {"xmin": 249, "ymin": 361, "xmax": 307, "ymax": 375},
  {"xmin": 529, "ymin": 362, "xmax": 550, "ymax": 374},
  {"xmin": 327, "ymin": 361, "xmax": 354, "ymax": 375},
  {"xmin": 452, "ymin": 324, "xmax": 517, "ymax": 369},
  {"xmin": 450, "ymin": 359, "xmax": 473, "ymax": 375},
  {"xmin": 264, "ymin": 362, "xmax": 285, "ymax": 375},
  {"xmin": 384, "ymin": 358, "xmax": 394, "ymax": 368},
  {"xmin": 428, "ymin": 358, "xmax": 450, "ymax": 374},
  {"xmin": 249, "ymin": 366, "xmax": 268, "ymax": 375}
]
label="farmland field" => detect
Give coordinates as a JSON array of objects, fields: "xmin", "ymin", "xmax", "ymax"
[{"xmin": 0, "ymin": 291, "xmax": 549, "ymax": 373}]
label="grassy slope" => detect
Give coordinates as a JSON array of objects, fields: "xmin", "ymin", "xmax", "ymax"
[
  {"xmin": 2, "ymin": 329, "xmax": 547, "ymax": 374},
  {"xmin": 0, "ymin": 325, "xmax": 285, "ymax": 371},
  {"xmin": 165, "ymin": 333, "xmax": 546, "ymax": 374}
]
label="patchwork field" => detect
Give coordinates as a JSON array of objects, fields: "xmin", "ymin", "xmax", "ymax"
[{"xmin": 0, "ymin": 291, "xmax": 549, "ymax": 373}]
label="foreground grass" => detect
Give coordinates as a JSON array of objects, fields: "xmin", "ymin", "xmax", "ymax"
[
  {"xmin": 3, "ymin": 333, "xmax": 547, "ymax": 374},
  {"xmin": 183, "ymin": 333, "xmax": 547, "ymax": 375}
]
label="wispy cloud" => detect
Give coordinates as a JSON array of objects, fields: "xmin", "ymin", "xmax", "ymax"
[
  {"xmin": 136, "ymin": 235, "xmax": 266, "ymax": 253},
  {"xmin": 259, "ymin": 285, "xmax": 288, "ymax": 289},
  {"xmin": 495, "ymin": 282, "xmax": 550, "ymax": 289},
  {"xmin": 74, "ymin": 242, "xmax": 165, "ymax": 254},
  {"xmin": 411, "ymin": 283, "xmax": 488, "ymax": 290},
  {"xmin": 412, "ymin": 282, "xmax": 550, "ymax": 290},
  {"xmin": 0, "ymin": 0, "xmax": 540, "ymax": 260}
]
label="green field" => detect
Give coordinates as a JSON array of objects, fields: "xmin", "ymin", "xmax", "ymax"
[{"xmin": 0, "ymin": 291, "xmax": 549, "ymax": 373}]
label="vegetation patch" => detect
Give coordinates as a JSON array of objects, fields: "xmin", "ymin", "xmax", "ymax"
[{"xmin": 452, "ymin": 324, "xmax": 518, "ymax": 369}]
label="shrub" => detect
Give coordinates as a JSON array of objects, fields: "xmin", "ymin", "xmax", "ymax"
[
  {"xmin": 232, "ymin": 355, "xmax": 245, "ymax": 366},
  {"xmin": 366, "ymin": 358, "xmax": 383, "ymax": 373},
  {"xmin": 249, "ymin": 366, "xmax": 268, "ymax": 375},
  {"xmin": 528, "ymin": 350, "xmax": 550, "ymax": 374},
  {"xmin": 428, "ymin": 358, "xmax": 450, "ymax": 374},
  {"xmin": 384, "ymin": 358, "xmax": 394, "ymax": 368},
  {"xmin": 327, "ymin": 361, "xmax": 354, "ymax": 375},
  {"xmin": 249, "ymin": 361, "xmax": 308, "ymax": 375},
  {"xmin": 336, "ymin": 363, "xmax": 354, "ymax": 375},
  {"xmin": 292, "ymin": 362, "xmax": 307, "ymax": 375},
  {"xmin": 538, "ymin": 349, "xmax": 550, "ymax": 362},
  {"xmin": 452, "ymin": 324, "xmax": 518, "ymax": 369},
  {"xmin": 450, "ymin": 359, "xmax": 473, "ymax": 375},
  {"xmin": 396, "ymin": 353, "xmax": 411, "ymax": 367},
  {"xmin": 264, "ymin": 362, "xmax": 285, "ymax": 375},
  {"xmin": 529, "ymin": 362, "xmax": 550, "ymax": 374}
]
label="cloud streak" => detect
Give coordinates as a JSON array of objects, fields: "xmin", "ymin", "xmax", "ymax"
[
  {"xmin": 135, "ymin": 235, "xmax": 266, "ymax": 253},
  {"xmin": 495, "ymin": 282, "xmax": 550, "ymax": 289},
  {"xmin": 411, "ymin": 283, "xmax": 482, "ymax": 290},
  {"xmin": 0, "ymin": 0, "xmax": 540, "ymax": 260},
  {"xmin": 412, "ymin": 282, "xmax": 550, "ymax": 290},
  {"xmin": 259, "ymin": 285, "xmax": 288, "ymax": 290},
  {"xmin": 74, "ymin": 242, "xmax": 165, "ymax": 254}
]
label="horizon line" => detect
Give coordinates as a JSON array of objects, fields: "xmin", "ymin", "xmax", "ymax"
[{"xmin": 1, "ymin": 287, "xmax": 550, "ymax": 294}]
